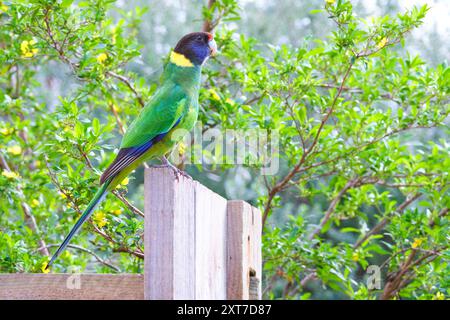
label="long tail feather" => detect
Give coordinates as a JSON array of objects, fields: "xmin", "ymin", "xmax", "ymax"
[{"xmin": 46, "ymin": 182, "xmax": 110, "ymax": 269}]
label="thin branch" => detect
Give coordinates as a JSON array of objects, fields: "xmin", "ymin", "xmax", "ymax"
[
  {"xmin": 75, "ymin": 144, "xmax": 144, "ymax": 217},
  {"xmin": 36, "ymin": 244, "xmax": 121, "ymax": 272},
  {"xmin": 354, "ymin": 192, "xmax": 422, "ymax": 248},
  {"xmin": 106, "ymin": 71, "xmax": 145, "ymax": 107},
  {"xmin": 308, "ymin": 177, "xmax": 360, "ymax": 240},
  {"xmin": 111, "ymin": 190, "xmax": 144, "ymax": 218},
  {"xmin": 380, "ymin": 246, "xmax": 445, "ymax": 300},
  {"xmin": 289, "ymin": 122, "xmax": 446, "ymax": 187},
  {"xmin": 316, "ymin": 84, "xmax": 401, "ymax": 103},
  {"xmin": 41, "ymin": 8, "xmax": 145, "ymax": 107},
  {"xmin": 300, "ymin": 272, "xmax": 317, "ymax": 287},
  {"xmin": 0, "ymin": 152, "xmax": 49, "ymax": 256},
  {"xmin": 91, "ymin": 224, "xmax": 144, "ymax": 259},
  {"xmin": 45, "ymin": 158, "xmax": 82, "ymax": 213},
  {"xmin": 262, "ymin": 60, "xmax": 355, "ymax": 227},
  {"xmin": 108, "ymin": 102, "xmax": 125, "ymax": 135},
  {"xmin": 202, "ymin": 0, "xmax": 217, "ymax": 33},
  {"xmin": 428, "ymin": 208, "xmax": 449, "ymax": 228}
]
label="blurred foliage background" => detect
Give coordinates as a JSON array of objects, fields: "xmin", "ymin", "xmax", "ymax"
[{"xmin": 0, "ymin": 0, "xmax": 449, "ymax": 299}]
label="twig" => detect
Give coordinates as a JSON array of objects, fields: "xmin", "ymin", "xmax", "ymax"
[
  {"xmin": 428, "ymin": 208, "xmax": 449, "ymax": 228},
  {"xmin": 112, "ymin": 190, "xmax": 144, "ymax": 218},
  {"xmin": 354, "ymin": 193, "xmax": 422, "ymax": 248},
  {"xmin": 262, "ymin": 60, "xmax": 355, "ymax": 226},
  {"xmin": 202, "ymin": 0, "xmax": 217, "ymax": 33},
  {"xmin": 0, "ymin": 152, "xmax": 50, "ymax": 257},
  {"xmin": 75, "ymin": 144, "xmax": 144, "ymax": 217},
  {"xmin": 35, "ymin": 244, "xmax": 121, "ymax": 272},
  {"xmin": 308, "ymin": 177, "xmax": 360, "ymax": 240},
  {"xmin": 108, "ymin": 102, "xmax": 125, "ymax": 134},
  {"xmin": 91, "ymin": 224, "xmax": 144, "ymax": 260},
  {"xmin": 380, "ymin": 246, "xmax": 445, "ymax": 299},
  {"xmin": 106, "ymin": 71, "xmax": 145, "ymax": 107}
]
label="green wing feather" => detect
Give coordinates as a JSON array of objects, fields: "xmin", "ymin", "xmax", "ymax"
[
  {"xmin": 121, "ymin": 83, "xmax": 187, "ymax": 148},
  {"xmin": 99, "ymin": 82, "xmax": 187, "ymax": 185}
]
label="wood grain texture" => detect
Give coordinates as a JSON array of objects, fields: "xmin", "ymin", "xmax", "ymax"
[
  {"xmin": 144, "ymin": 167, "xmax": 229, "ymax": 300},
  {"xmin": 144, "ymin": 167, "xmax": 195, "ymax": 299},
  {"xmin": 0, "ymin": 274, "xmax": 143, "ymax": 300},
  {"xmin": 194, "ymin": 181, "xmax": 228, "ymax": 299},
  {"xmin": 226, "ymin": 200, "xmax": 262, "ymax": 300}
]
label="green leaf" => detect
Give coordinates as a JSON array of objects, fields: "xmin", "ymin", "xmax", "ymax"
[{"xmin": 92, "ymin": 118, "xmax": 100, "ymax": 136}]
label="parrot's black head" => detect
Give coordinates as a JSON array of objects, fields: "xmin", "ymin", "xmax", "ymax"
[{"xmin": 173, "ymin": 32, "xmax": 217, "ymax": 66}]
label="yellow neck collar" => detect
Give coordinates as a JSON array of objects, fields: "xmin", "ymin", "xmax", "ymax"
[{"xmin": 170, "ymin": 51, "xmax": 194, "ymax": 67}]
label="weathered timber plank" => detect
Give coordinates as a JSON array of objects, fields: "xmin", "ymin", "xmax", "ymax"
[
  {"xmin": 226, "ymin": 201, "xmax": 262, "ymax": 299},
  {"xmin": 144, "ymin": 167, "xmax": 196, "ymax": 299},
  {"xmin": 194, "ymin": 181, "xmax": 228, "ymax": 299},
  {"xmin": 0, "ymin": 274, "xmax": 143, "ymax": 300}
]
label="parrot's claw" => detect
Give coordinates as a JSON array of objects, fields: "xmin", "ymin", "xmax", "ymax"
[
  {"xmin": 171, "ymin": 166, "xmax": 192, "ymax": 181},
  {"xmin": 156, "ymin": 157, "xmax": 192, "ymax": 181}
]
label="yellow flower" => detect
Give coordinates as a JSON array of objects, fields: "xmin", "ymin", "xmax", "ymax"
[
  {"xmin": 377, "ymin": 37, "xmax": 388, "ymax": 49},
  {"xmin": 20, "ymin": 41, "xmax": 28, "ymax": 53},
  {"xmin": 0, "ymin": 127, "xmax": 12, "ymax": 135},
  {"xmin": 7, "ymin": 145, "xmax": 22, "ymax": 155},
  {"xmin": 0, "ymin": 1, "xmax": 8, "ymax": 13},
  {"xmin": 178, "ymin": 141, "xmax": 187, "ymax": 155},
  {"xmin": 121, "ymin": 177, "xmax": 129, "ymax": 186},
  {"xmin": 411, "ymin": 238, "xmax": 424, "ymax": 248},
  {"xmin": 352, "ymin": 252, "xmax": 359, "ymax": 262},
  {"xmin": 60, "ymin": 192, "xmax": 67, "ymax": 199},
  {"xmin": 112, "ymin": 104, "xmax": 121, "ymax": 113},
  {"xmin": 96, "ymin": 53, "xmax": 108, "ymax": 65},
  {"xmin": 20, "ymin": 40, "xmax": 39, "ymax": 58},
  {"xmin": 110, "ymin": 25, "xmax": 119, "ymax": 45},
  {"xmin": 326, "ymin": 0, "xmax": 336, "ymax": 5},
  {"xmin": 433, "ymin": 292, "xmax": 445, "ymax": 300},
  {"xmin": 208, "ymin": 88, "xmax": 220, "ymax": 101},
  {"xmin": 31, "ymin": 199, "xmax": 40, "ymax": 207},
  {"xmin": 93, "ymin": 211, "xmax": 108, "ymax": 228},
  {"xmin": 112, "ymin": 209, "xmax": 122, "ymax": 216},
  {"xmin": 2, "ymin": 170, "xmax": 19, "ymax": 179},
  {"xmin": 41, "ymin": 261, "xmax": 50, "ymax": 274},
  {"xmin": 225, "ymin": 98, "xmax": 235, "ymax": 105}
]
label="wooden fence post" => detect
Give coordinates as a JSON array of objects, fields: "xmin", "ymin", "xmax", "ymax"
[
  {"xmin": 226, "ymin": 201, "xmax": 262, "ymax": 299},
  {"xmin": 144, "ymin": 167, "xmax": 262, "ymax": 300}
]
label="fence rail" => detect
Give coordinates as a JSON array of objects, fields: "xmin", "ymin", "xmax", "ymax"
[{"xmin": 0, "ymin": 167, "xmax": 261, "ymax": 300}]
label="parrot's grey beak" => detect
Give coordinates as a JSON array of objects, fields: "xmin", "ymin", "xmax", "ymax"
[{"xmin": 208, "ymin": 39, "xmax": 218, "ymax": 56}]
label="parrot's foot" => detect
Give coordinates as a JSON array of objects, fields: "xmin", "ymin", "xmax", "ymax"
[{"xmin": 154, "ymin": 157, "xmax": 191, "ymax": 181}]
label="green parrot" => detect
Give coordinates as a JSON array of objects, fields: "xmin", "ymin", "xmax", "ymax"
[{"xmin": 46, "ymin": 32, "xmax": 217, "ymax": 269}]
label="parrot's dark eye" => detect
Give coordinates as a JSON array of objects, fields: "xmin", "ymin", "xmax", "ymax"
[{"xmin": 196, "ymin": 35, "xmax": 203, "ymax": 41}]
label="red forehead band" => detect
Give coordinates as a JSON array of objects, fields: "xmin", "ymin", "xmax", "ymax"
[{"xmin": 206, "ymin": 33, "xmax": 214, "ymax": 41}]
